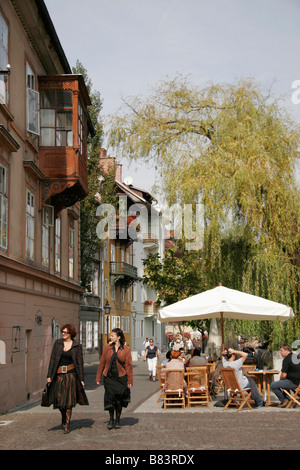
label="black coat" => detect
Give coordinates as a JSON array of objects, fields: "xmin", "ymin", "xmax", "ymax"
[{"xmin": 47, "ymin": 339, "xmax": 88, "ymax": 406}]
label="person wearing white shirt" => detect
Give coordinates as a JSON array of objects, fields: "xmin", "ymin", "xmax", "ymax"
[{"xmin": 222, "ymin": 348, "xmax": 263, "ymax": 407}]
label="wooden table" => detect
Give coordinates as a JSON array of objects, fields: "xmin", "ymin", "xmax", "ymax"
[{"xmin": 247, "ymin": 370, "xmax": 280, "ymax": 405}]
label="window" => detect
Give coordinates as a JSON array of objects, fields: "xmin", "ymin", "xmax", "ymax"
[
  {"xmin": 111, "ymin": 244, "xmax": 115, "ymax": 262},
  {"xmin": 26, "ymin": 63, "xmax": 39, "ymax": 135},
  {"xmin": 136, "ymin": 320, "xmax": 144, "ymax": 340},
  {"xmin": 40, "ymin": 89, "xmax": 73, "ymax": 146},
  {"xmin": 104, "ymin": 278, "xmax": 108, "ymax": 300},
  {"xmin": 55, "ymin": 218, "xmax": 61, "ymax": 273},
  {"xmin": 0, "ymin": 13, "xmax": 8, "ymax": 105},
  {"xmin": 94, "ymin": 321, "xmax": 99, "ymax": 349},
  {"xmin": 112, "ymin": 315, "xmax": 120, "ymax": 329},
  {"xmin": 121, "ymin": 315, "xmax": 130, "ymax": 333},
  {"xmin": 25, "ymin": 189, "xmax": 35, "ymax": 261},
  {"xmin": 0, "ymin": 164, "xmax": 8, "ymax": 249},
  {"xmin": 78, "ymin": 99, "xmax": 86, "ymax": 155},
  {"xmin": 122, "ymin": 316, "xmax": 129, "ymax": 333},
  {"xmin": 42, "ymin": 223, "xmax": 49, "ymax": 267},
  {"xmin": 111, "ymin": 283, "xmax": 116, "ymax": 301},
  {"xmin": 86, "ymin": 321, "xmax": 92, "ymax": 349},
  {"xmin": 69, "ymin": 227, "xmax": 75, "ymax": 278},
  {"xmin": 104, "ymin": 240, "xmax": 108, "ymax": 262},
  {"xmin": 91, "ymin": 266, "xmax": 99, "ymax": 295}
]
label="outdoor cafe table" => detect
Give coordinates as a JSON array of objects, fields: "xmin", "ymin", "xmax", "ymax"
[{"xmin": 247, "ymin": 370, "xmax": 280, "ymax": 405}]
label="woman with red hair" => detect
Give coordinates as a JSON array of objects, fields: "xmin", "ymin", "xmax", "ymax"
[
  {"xmin": 165, "ymin": 350, "xmax": 187, "ymax": 397},
  {"xmin": 46, "ymin": 324, "xmax": 88, "ymax": 433}
]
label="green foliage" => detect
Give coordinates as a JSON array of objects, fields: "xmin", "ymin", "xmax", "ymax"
[{"xmin": 143, "ymin": 246, "xmax": 207, "ymax": 305}]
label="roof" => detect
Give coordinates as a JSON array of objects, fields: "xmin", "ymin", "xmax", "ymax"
[
  {"xmin": 34, "ymin": 0, "xmax": 72, "ymax": 74},
  {"xmin": 115, "ymin": 180, "xmax": 156, "ymax": 207}
]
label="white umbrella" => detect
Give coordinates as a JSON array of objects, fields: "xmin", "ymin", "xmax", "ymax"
[{"xmin": 158, "ymin": 285, "xmax": 294, "ymax": 349}]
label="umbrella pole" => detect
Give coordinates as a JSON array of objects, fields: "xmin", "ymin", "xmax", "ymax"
[{"xmin": 220, "ymin": 312, "xmax": 225, "ymax": 351}]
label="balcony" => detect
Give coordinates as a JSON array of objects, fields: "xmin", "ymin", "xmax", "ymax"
[
  {"xmin": 143, "ymin": 233, "xmax": 159, "ymax": 249},
  {"xmin": 115, "ymin": 215, "xmax": 139, "ymax": 245},
  {"xmin": 38, "ymin": 75, "xmax": 91, "ymax": 214},
  {"xmin": 81, "ymin": 293, "xmax": 101, "ymax": 309},
  {"xmin": 110, "ymin": 262, "xmax": 138, "ymax": 280},
  {"xmin": 144, "ymin": 301, "xmax": 158, "ymax": 316}
]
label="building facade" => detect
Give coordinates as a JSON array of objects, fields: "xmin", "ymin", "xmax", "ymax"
[
  {"xmin": 90, "ymin": 153, "xmax": 165, "ymax": 358},
  {"xmin": 0, "ymin": 0, "xmax": 91, "ymax": 412},
  {"xmin": 130, "ymin": 192, "xmax": 165, "ymax": 354}
]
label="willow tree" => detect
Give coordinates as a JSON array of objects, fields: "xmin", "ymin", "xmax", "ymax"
[{"xmin": 108, "ymin": 76, "xmax": 300, "ymax": 347}]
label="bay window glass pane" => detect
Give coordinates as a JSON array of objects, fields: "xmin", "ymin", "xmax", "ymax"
[
  {"xmin": 56, "ymin": 130, "xmax": 73, "ymax": 146},
  {"xmin": 41, "ymin": 109, "xmax": 55, "ymax": 126},
  {"xmin": 57, "ymin": 89, "xmax": 72, "ymax": 107},
  {"xmin": 40, "ymin": 90, "xmax": 55, "ymax": 107},
  {"xmin": 40, "ymin": 128, "xmax": 55, "ymax": 146},
  {"xmin": 56, "ymin": 109, "xmax": 72, "ymax": 127}
]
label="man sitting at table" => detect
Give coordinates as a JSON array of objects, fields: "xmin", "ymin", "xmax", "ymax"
[
  {"xmin": 222, "ymin": 348, "xmax": 264, "ymax": 407},
  {"xmin": 270, "ymin": 344, "xmax": 300, "ymax": 408}
]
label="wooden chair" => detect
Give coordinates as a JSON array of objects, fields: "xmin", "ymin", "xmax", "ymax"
[
  {"xmin": 281, "ymin": 383, "xmax": 300, "ymax": 408},
  {"xmin": 186, "ymin": 366, "xmax": 209, "ymax": 408},
  {"xmin": 156, "ymin": 365, "xmax": 165, "ymax": 403},
  {"xmin": 241, "ymin": 365, "xmax": 257, "ymax": 374},
  {"xmin": 163, "ymin": 369, "xmax": 185, "ymax": 409},
  {"xmin": 215, "ymin": 376, "xmax": 225, "ymax": 394},
  {"xmin": 220, "ymin": 367, "xmax": 253, "ymax": 411},
  {"xmin": 242, "ymin": 365, "xmax": 261, "ymax": 391},
  {"xmin": 211, "ymin": 361, "xmax": 225, "ymax": 395},
  {"xmin": 206, "ymin": 363, "xmax": 216, "ymax": 400}
]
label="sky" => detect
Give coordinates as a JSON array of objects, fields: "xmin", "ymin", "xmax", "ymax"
[{"xmin": 44, "ymin": 0, "xmax": 300, "ymax": 195}]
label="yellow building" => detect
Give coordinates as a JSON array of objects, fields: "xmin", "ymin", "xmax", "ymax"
[{"xmin": 99, "ymin": 155, "xmax": 138, "ymax": 350}]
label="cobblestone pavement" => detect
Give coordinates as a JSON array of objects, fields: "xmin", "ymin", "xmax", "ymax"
[{"xmin": 1, "ymin": 359, "xmax": 300, "ymax": 452}]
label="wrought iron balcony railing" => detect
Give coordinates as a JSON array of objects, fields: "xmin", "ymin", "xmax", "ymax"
[{"xmin": 110, "ymin": 262, "xmax": 138, "ymax": 280}]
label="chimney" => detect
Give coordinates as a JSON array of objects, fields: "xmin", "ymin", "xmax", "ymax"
[
  {"xmin": 99, "ymin": 148, "xmax": 115, "ymax": 175},
  {"xmin": 115, "ymin": 164, "xmax": 122, "ymax": 182}
]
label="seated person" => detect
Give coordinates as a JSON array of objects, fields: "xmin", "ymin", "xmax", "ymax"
[
  {"xmin": 271, "ymin": 344, "xmax": 300, "ymax": 408},
  {"xmin": 186, "ymin": 347, "xmax": 206, "ymax": 367},
  {"xmin": 165, "ymin": 350, "xmax": 187, "ymax": 397},
  {"xmin": 178, "ymin": 347, "xmax": 186, "ymax": 364},
  {"xmin": 222, "ymin": 348, "xmax": 263, "ymax": 407},
  {"xmin": 161, "ymin": 350, "xmax": 171, "ymax": 367}
]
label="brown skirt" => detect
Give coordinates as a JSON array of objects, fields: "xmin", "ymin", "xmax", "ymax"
[{"xmin": 50, "ymin": 370, "xmax": 89, "ymax": 409}]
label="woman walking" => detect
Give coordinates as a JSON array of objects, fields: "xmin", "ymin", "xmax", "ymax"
[
  {"xmin": 47, "ymin": 324, "xmax": 88, "ymax": 433},
  {"xmin": 96, "ymin": 328, "xmax": 133, "ymax": 429},
  {"xmin": 144, "ymin": 339, "xmax": 159, "ymax": 381}
]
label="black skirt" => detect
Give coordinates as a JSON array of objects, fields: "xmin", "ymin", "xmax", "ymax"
[
  {"xmin": 50, "ymin": 370, "xmax": 89, "ymax": 409},
  {"xmin": 103, "ymin": 363, "xmax": 130, "ymax": 410}
]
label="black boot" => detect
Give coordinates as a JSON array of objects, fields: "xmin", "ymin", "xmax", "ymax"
[
  {"xmin": 107, "ymin": 408, "xmax": 115, "ymax": 430},
  {"xmin": 114, "ymin": 405, "xmax": 122, "ymax": 429},
  {"xmin": 64, "ymin": 408, "xmax": 72, "ymax": 434},
  {"xmin": 59, "ymin": 407, "xmax": 66, "ymax": 429}
]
